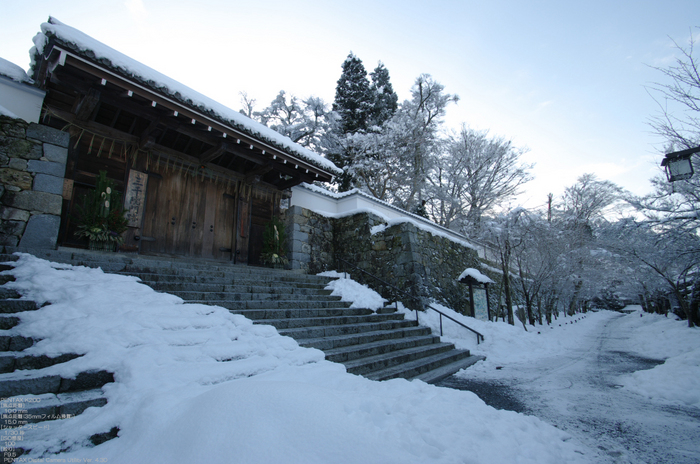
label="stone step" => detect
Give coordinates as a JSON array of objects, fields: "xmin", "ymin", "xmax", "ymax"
[
  {"xmin": 0, "ymin": 299, "xmax": 38, "ymax": 313},
  {"xmin": 201, "ymin": 299, "xmax": 352, "ymax": 311},
  {"xmin": 410, "ymin": 355, "xmax": 486, "ymax": 384},
  {"xmin": 257, "ymin": 313, "xmax": 405, "ymax": 330},
  {"xmin": 0, "ymin": 353, "xmax": 82, "ymax": 374},
  {"xmin": 295, "ymin": 325, "xmax": 433, "ymax": 351},
  {"xmin": 172, "ymin": 291, "xmax": 341, "ymax": 303},
  {"xmin": 0, "ymin": 369, "xmax": 114, "ymax": 398},
  {"xmin": 365, "ymin": 349, "xmax": 474, "ymax": 382},
  {"xmin": 0, "ymin": 315, "xmax": 21, "ymax": 330},
  {"xmin": 0, "ymin": 288, "xmax": 20, "ymax": 299},
  {"xmin": 0, "ymin": 335, "xmax": 35, "ymax": 352},
  {"xmin": 343, "ymin": 342, "xmax": 457, "ymax": 376},
  {"xmin": 0, "ymin": 389, "xmax": 107, "ymax": 427},
  {"xmin": 278, "ymin": 319, "xmax": 418, "ymax": 340},
  {"xmin": 324, "ymin": 334, "xmax": 442, "ymax": 363},
  {"xmin": 145, "ymin": 282, "xmax": 333, "ymax": 295},
  {"xmin": 130, "ymin": 272, "xmax": 330, "ymax": 288},
  {"xmin": 230, "ymin": 307, "xmax": 373, "ymax": 320}
]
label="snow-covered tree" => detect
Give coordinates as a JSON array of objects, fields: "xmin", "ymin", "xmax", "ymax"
[
  {"xmin": 426, "ymin": 125, "xmax": 533, "ymax": 231},
  {"xmin": 647, "ymin": 29, "xmax": 700, "ymax": 155},
  {"xmin": 559, "ymin": 173, "xmax": 623, "ymax": 224},
  {"xmin": 329, "ymin": 53, "xmax": 374, "ymax": 191},
  {"xmin": 369, "ymin": 62, "xmax": 398, "ymax": 128},
  {"xmin": 254, "ymin": 91, "xmax": 337, "ymax": 155},
  {"xmin": 347, "ymin": 74, "xmax": 457, "ymax": 211},
  {"xmin": 635, "ymin": 30, "xmax": 700, "ymax": 234},
  {"xmin": 333, "ymin": 53, "xmax": 374, "ymax": 134},
  {"xmin": 600, "ymin": 219, "xmax": 700, "ymax": 327},
  {"xmin": 480, "ymin": 209, "xmax": 530, "ymax": 326}
]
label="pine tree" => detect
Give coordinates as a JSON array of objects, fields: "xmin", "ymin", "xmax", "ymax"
[{"xmin": 369, "ymin": 62, "xmax": 398, "ymax": 128}]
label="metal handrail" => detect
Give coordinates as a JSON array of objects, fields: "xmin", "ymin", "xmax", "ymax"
[{"xmin": 335, "ymin": 257, "xmax": 485, "ymax": 344}]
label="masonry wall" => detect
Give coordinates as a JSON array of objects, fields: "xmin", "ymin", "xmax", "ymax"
[
  {"xmin": 0, "ymin": 116, "xmax": 69, "ymax": 249},
  {"xmin": 286, "ymin": 206, "xmax": 502, "ymax": 315}
]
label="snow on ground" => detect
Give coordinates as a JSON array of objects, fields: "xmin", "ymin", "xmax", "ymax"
[
  {"xmin": 1, "ymin": 254, "xmax": 590, "ymax": 463},
  {"xmin": 611, "ymin": 308, "xmax": 700, "ymax": 408},
  {"xmin": 400, "ymin": 299, "xmax": 700, "ymax": 409},
  {"xmin": 318, "ymin": 270, "xmax": 387, "ymax": 311}
]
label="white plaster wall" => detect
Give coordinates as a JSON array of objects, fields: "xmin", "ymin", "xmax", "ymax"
[{"xmin": 0, "ymin": 77, "xmax": 46, "ymax": 123}]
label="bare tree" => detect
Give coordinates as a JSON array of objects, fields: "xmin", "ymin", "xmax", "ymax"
[{"xmin": 647, "ymin": 29, "xmax": 700, "ymax": 151}]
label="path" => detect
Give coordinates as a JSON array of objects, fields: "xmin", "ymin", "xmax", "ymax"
[{"xmin": 440, "ymin": 312, "xmax": 700, "ymax": 463}]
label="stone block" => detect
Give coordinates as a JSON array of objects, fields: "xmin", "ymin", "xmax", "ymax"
[
  {"xmin": 27, "ymin": 123, "xmax": 70, "ymax": 148},
  {"xmin": 0, "ymin": 168, "xmax": 33, "ymax": 190},
  {"xmin": 32, "ymin": 174, "xmax": 64, "ymax": 195},
  {"xmin": 290, "ymin": 240, "xmax": 306, "ymax": 253},
  {"xmin": 0, "ymin": 118, "xmax": 27, "ymax": 138},
  {"xmin": 8, "ymin": 158, "xmax": 27, "ymax": 171},
  {"xmin": 0, "ymin": 220, "xmax": 26, "ymax": 237},
  {"xmin": 27, "ymin": 159, "xmax": 66, "ymax": 177},
  {"xmin": 0, "ymin": 136, "xmax": 42, "ymax": 160},
  {"xmin": 19, "ymin": 214, "xmax": 60, "ymax": 249},
  {"xmin": 0, "ymin": 206, "xmax": 30, "ymax": 222},
  {"xmin": 42, "ymin": 143, "xmax": 68, "ymax": 164},
  {"xmin": 5, "ymin": 190, "xmax": 62, "ymax": 215}
]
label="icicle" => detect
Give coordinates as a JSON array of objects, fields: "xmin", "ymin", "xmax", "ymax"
[
  {"xmin": 88, "ymin": 134, "xmax": 95, "ymax": 154},
  {"xmin": 108, "ymin": 139, "xmax": 115, "ymax": 159}
]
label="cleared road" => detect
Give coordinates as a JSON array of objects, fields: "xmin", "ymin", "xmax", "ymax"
[{"xmin": 440, "ymin": 312, "xmax": 700, "ymax": 464}]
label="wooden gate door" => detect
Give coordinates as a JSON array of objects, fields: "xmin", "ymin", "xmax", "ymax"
[{"xmin": 140, "ymin": 170, "xmax": 237, "ymax": 260}]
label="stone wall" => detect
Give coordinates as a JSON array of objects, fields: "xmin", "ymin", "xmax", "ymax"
[
  {"xmin": 285, "ymin": 205, "xmax": 335, "ymax": 274},
  {"xmin": 0, "ymin": 116, "xmax": 69, "ymax": 249},
  {"xmin": 286, "ymin": 206, "xmax": 502, "ymax": 316}
]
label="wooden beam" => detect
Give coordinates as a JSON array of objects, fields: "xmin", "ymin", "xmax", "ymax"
[
  {"xmin": 73, "ymin": 88, "xmax": 101, "ymax": 121},
  {"xmin": 199, "ymin": 142, "xmax": 228, "ymax": 164},
  {"xmin": 139, "ymin": 118, "xmax": 161, "ymax": 150}
]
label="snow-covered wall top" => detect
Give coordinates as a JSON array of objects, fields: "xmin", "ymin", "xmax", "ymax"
[
  {"xmin": 30, "ymin": 17, "xmax": 341, "ymax": 176},
  {"xmin": 291, "ymin": 183, "xmax": 486, "ymax": 254}
]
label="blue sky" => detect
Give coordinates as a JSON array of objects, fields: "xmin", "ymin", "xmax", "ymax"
[{"xmin": 2, "ymin": 0, "xmax": 697, "ymax": 209}]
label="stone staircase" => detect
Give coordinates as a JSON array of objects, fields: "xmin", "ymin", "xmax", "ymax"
[
  {"xmin": 0, "ymin": 248, "xmax": 483, "ymax": 457},
  {"xmin": 0, "ymin": 257, "xmax": 119, "ymax": 461}
]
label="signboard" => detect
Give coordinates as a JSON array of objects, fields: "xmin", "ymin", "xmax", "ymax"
[
  {"xmin": 473, "ymin": 288, "xmax": 489, "ymax": 321},
  {"xmin": 124, "ymin": 170, "xmax": 148, "ymax": 228}
]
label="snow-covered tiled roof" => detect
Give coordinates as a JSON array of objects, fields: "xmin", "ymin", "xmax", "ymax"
[
  {"xmin": 458, "ymin": 268, "xmax": 495, "ymax": 284},
  {"xmin": 31, "ymin": 17, "xmax": 341, "ymax": 176}
]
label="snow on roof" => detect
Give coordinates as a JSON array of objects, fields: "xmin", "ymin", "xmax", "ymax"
[
  {"xmin": 458, "ymin": 268, "xmax": 495, "ymax": 284},
  {"xmin": 0, "ymin": 57, "xmax": 33, "ymax": 83},
  {"xmin": 32, "ymin": 17, "xmax": 341, "ymax": 176}
]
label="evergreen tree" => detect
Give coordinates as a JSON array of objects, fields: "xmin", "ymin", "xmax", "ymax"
[
  {"xmin": 369, "ymin": 62, "xmax": 398, "ymax": 128},
  {"xmin": 333, "ymin": 53, "xmax": 373, "ymax": 134},
  {"xmin": 330, "ymin": 53, "xmax": 374, "ymax": 191}
]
